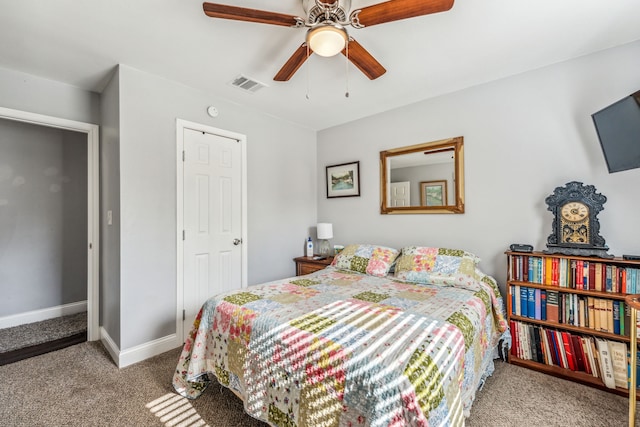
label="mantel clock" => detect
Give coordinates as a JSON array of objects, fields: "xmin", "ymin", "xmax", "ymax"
[{"xmin": 544, "ymin": 181, "xmax": 613, "ymax": 258}]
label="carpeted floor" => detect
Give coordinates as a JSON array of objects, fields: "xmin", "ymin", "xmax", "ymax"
[
  {"xmin": 0, "ymin": 340, "xmax": 637, "ymax": 426},
  {"xmin": 0, "ymin": 312, "xmax": 87, "ymax": 352},
  {"xmin": 0, "ymin": 312, "xmax": 87, "ymax": 366}
]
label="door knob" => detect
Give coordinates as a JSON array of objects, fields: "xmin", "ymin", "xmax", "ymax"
[{"xmin": 233, "ymin": 238, "xmax": 242, "ymax": 246}]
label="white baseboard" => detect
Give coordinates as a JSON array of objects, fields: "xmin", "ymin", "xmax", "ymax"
[
  {"xmin": 100, "ymin": 327, "xmax": 182, "ymax": 368},
  {"xmin": 0, "ymin": 301, "xmax": 87, "ymax": 329},
  {"xmin": 100, "ymin": 327, "xmax": 120, "ymax": 366}
]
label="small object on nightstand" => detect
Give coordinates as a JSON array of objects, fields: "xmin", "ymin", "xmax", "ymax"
[{"xmin": 306, "ymin": 237, "xmax": 313, "ymax": 257}]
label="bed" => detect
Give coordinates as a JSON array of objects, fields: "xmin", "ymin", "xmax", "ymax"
[{"xmin": 173, "ymin": 244, "xmax": 509, "ymax": 426}]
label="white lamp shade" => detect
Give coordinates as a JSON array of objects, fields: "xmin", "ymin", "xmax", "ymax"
[{"xmin": 317, "ymin": 223, "xmax": 333, "ymax": 239}]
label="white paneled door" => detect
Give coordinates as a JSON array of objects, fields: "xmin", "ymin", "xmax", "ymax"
[
  {"xmin": 390, "ymin": 181, "xmax": 411, "ymax": 207},
  {"xmin": 182, "ymin": 128, "xmax": 243, "ymax": 340}
]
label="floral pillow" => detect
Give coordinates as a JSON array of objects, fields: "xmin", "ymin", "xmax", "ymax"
[
  {"xmin": 394, "ymin": 246, "xmax": 480, "ymax": 285},
  {"xmin": 330, "ymin": 244, "xmax": 400, "ymax": 277}
]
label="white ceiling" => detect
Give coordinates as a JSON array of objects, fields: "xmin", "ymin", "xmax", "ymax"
[{"xmin": 1, "ymin": 0, "xmax": 639, "ymax": 131}]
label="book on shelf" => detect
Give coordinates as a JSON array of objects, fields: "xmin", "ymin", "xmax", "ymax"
[
  {"xmin": 527, "ymin": 287, "xmax": 536, "ymax": 320},
  {"xmin": 509, "ymin": 320, "xmax": 518, "ymax": 357},
  {"xmin": 605, "ymin": 266, "xmax": 612, "ymax": 292},
  {"xmin": 588, "ymin": 262, "xmax": 596, "ymax": 290},
  {"xmin": 595, "ymin": 338, "xmax": 616, "ymax": 389},
  {"xmin": 580, "ymin": 338, "xmax": 593, "ymax": 376},
  {"xmin": 613, "ymin": 300, "xmax": 620, "ymax": 335},
  {"xmin": 555, "ymin": 330, "xmax": 569, "ymax": 369},
  {"xmin": 516, "ymin": 322, "xmax": 526, "ymax": 359},
  {"xmin": 595, "ymin": 264, "xmax": 603, "ymax": 292},
  {"xmin": 533, "ymin": 327, "xmax": 544, "ymax": 363},
  {"xmin": 608, "ymin": 340, "xmax": 628, "ymax": 389},
  {"xmin": 578, "ymin": 297, "xmax": 586, "ymax": 328},
  {"xmin": 587, "ymin": 297, "xmax": 595, "ymax": 331},
  {"xmin": 541, "ymin": 328, "xmax": 553, "ymax": 365},
  {"xmin": 571, "ymin": 334, "xmax": 586, "ymax": 372},
  {"xmin": 547, "ymin": 291, "xmax": 559, "ymax": 323},
  {"xmin": 595, "ymin": 299, "xmax": 603, "ymax": 332},
  {"xmin": 520, "ymin": 286, "xmax": 528, "ymax": 318},
  {"xmin": 548, "ymin": 329, "xmax": 561, "ymax": 367},
  {"xmin": 561, "ymin": 331, "xmax": 576, "ymax": 371},
  {"xmin": 588, "ymin": 337, "xmax": 601, "ymax": 379}
]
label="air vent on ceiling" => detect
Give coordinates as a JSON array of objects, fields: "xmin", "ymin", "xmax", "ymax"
[{"xmin": 229, "ymin": 75, "xmax": 268, "ymax": 93}]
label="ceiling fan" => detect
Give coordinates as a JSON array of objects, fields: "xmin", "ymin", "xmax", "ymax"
[{"xmin": 202, "ymin": 0, "xmax": 454, "ymax": 82}]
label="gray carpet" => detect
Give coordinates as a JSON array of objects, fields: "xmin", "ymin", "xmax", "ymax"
[
  {"xmin": 0, "ymin": 341, "xmax": 636, "ymax": 426},
  {"xmin": 0, "ymin": 312, "xmax": 87, "ymax": 352}
]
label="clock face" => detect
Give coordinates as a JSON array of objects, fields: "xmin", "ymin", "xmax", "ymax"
[
  {"xmin": 560, "ymin": 201, "xmax": 589, "ymax": 223},
  {"xmin": 560, "ymin": 201, "xmax": 590, "ymax": 244}
]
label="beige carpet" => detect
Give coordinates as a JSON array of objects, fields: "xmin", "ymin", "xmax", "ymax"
[
  {"xmin": 0, "ymin": 312, "xmax": 87, "ymax": 352},
  {"xmin": 0, "ymin": 341, "xmax": 636, "ymax": 426}
]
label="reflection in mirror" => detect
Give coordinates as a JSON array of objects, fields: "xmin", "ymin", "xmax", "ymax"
[{"xmin": 380, "ymin": 136, "xmax": 464, "ymax": 214}]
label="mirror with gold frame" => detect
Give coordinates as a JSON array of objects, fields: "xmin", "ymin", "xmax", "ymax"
[{"xmin": 380, "ymin": 136, "xmax": 464, "ymax": 214}]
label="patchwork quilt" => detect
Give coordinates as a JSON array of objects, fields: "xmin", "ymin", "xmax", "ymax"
[{"xmin": 173, "ymin": 266, "xmax": 508, "ymax": 427}]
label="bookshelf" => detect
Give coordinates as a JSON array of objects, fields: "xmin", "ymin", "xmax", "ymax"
[{"xmin": 506, "ymin": 250, "xmax": 640, "ymax": 399}]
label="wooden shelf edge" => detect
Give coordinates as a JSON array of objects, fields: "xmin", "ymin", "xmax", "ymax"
[{"xmin": 508, "ymin": 356, "xmax": 638, "ymax": 399}]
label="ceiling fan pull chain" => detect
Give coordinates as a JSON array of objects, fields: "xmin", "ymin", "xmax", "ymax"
[
  {"xmin": 306, "ymin": 44, "xmax": 310, "ymax": 100},
  {"xmin": 345, "ymin": 41, "xmax": 349, "ymax": 98}
]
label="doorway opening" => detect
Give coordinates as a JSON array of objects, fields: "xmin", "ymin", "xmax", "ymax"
[{"xmin": 0, "ymin": 107, "xmax": 99, "ymax": 362}]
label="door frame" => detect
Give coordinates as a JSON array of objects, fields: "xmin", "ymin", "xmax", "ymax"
[
  {"xmin": 175, "ymin": 119, "xmax": 248, "ymax": 344},
  {"xmin": 0, "ymin": 106, "xmax": 100, "ymax": 341}
]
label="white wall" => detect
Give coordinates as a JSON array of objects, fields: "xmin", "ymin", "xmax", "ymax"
[
  {"xmin": 100, "ymin": 68, "xmax": 121, "ymax": 345},
  {"xmin": 317, "ymin": 40, "xmax": 640, "ymax": 295},
  {"xmin": 115, "ymin": 65, "xmax": 317, "ymax": 350},
  {"xmin": 0, "ymin": 66, "xmax": 99, "ymax": 124}
]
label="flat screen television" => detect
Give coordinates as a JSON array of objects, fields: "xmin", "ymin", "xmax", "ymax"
[{"xmin": 591, "ymin": 90, "xmax": 640, "ymax": 173}]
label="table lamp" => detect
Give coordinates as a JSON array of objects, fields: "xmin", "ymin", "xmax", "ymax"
[{"xmin": 317, "ymin": 223, "xmax": 333, "ymax": 257}]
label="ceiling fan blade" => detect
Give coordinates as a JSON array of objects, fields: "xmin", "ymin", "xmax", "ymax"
[
  {"xmin": 354, "ymin": 0, "xmax": 454, "ymax": 27},
  {"xmin": 203, "ymin": 2, "xmax": 300, "ymax": 27},
  {"xmin": 274, "ymin": 44, "xmax": 311, "ymax": 81},
  {"xmin": 342, "ymin": 39, "xmax": 386, "ymax": 80}
]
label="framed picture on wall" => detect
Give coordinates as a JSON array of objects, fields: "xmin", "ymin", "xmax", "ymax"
[
  {"xmin": 326, "ymin": 161, "xmax": 360, "ymax": 198},
  {"xmin": 420, "ymin": 180, "xmax": 447, "ymax": 206}
]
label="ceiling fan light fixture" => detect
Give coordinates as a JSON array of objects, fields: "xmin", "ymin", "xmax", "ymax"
[{"xmin": 306, "ymin": 23, "xmax": 347, "ymax": 57}]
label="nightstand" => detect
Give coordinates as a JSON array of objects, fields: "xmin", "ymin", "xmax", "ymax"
[{"xmin": 293, "ymin": 256, "xmax": 333, "ymax": 276}]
